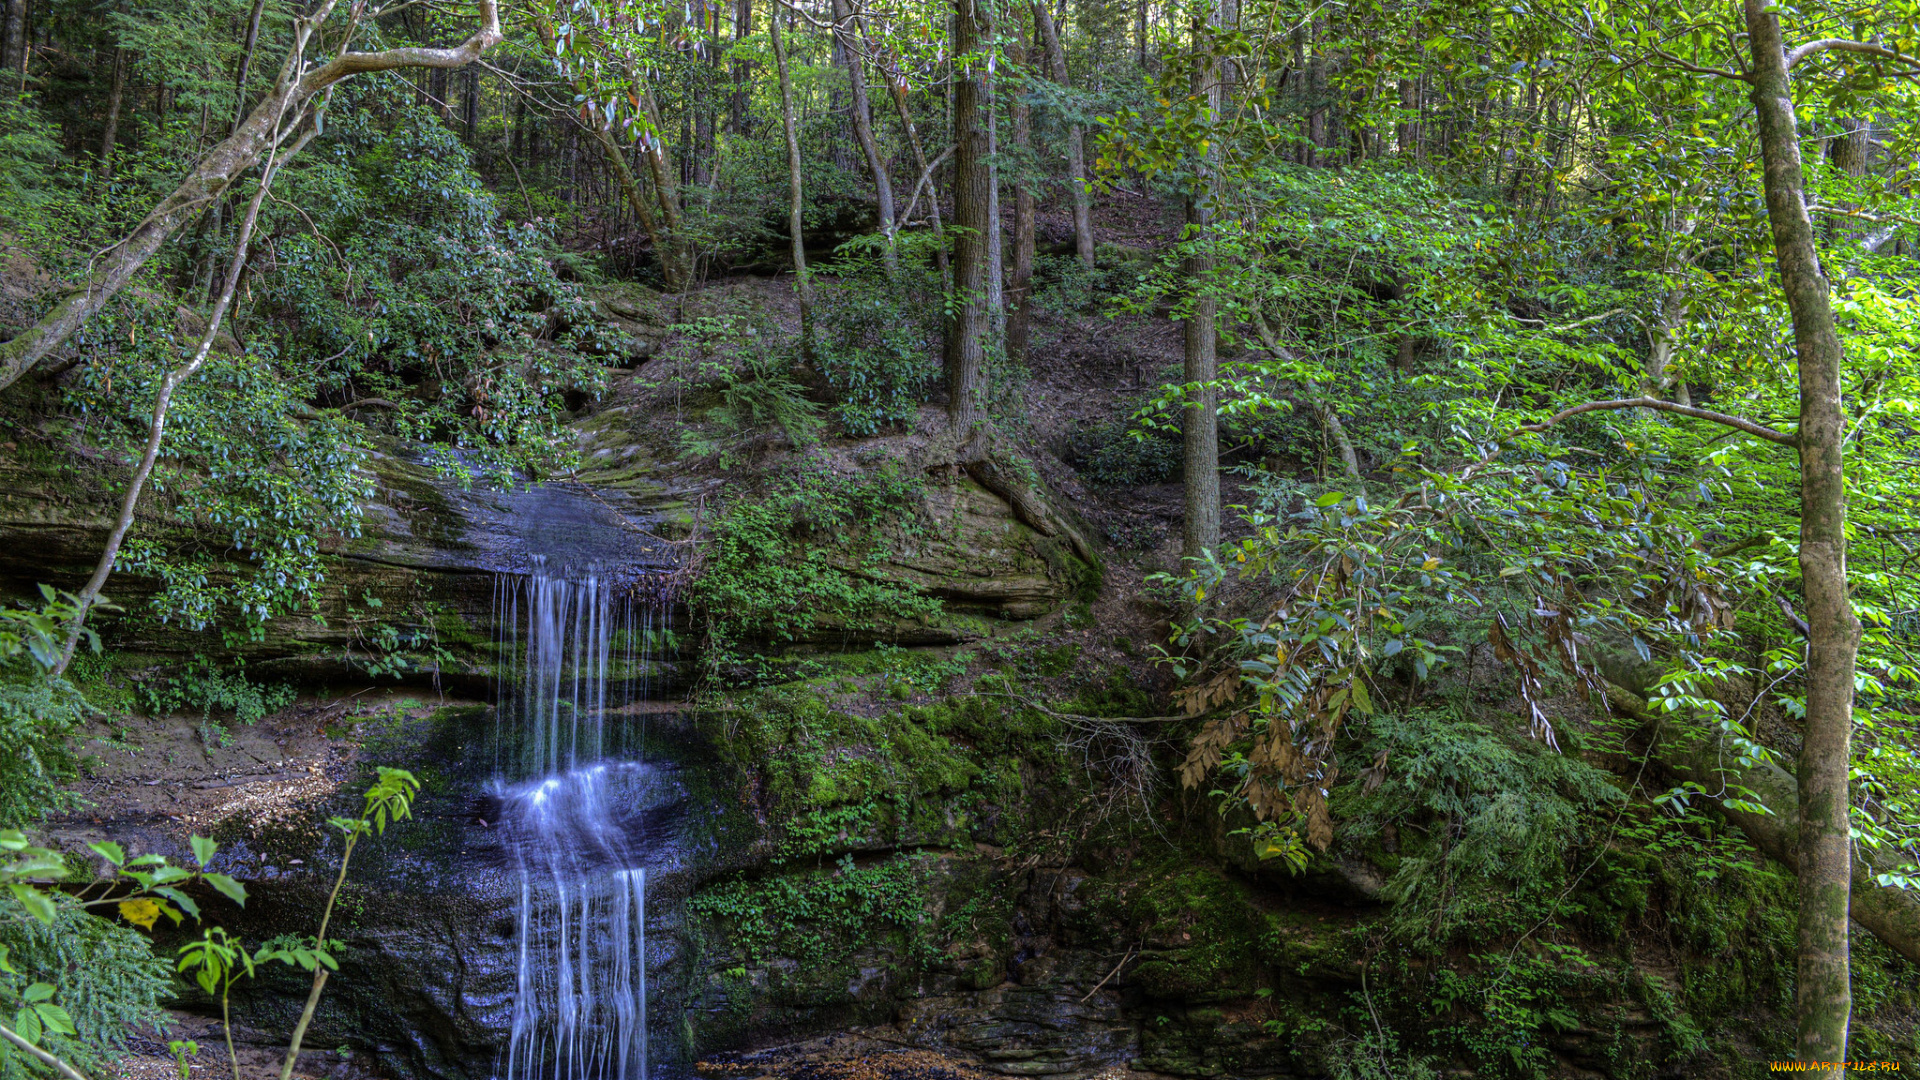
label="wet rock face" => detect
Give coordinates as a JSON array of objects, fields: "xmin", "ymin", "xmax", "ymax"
[{"xmin": 194, "ymin": 712, "xmax": 715, "ymax": 1080}]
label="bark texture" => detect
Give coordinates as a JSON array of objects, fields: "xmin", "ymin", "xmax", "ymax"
[
  {"xmin": 1743, "ymin": 3, "xmax": 1862, "ymax": 1072},
  {"xmin": 945, "ymin": 0, "xmax": 992, "ymax": 433}
]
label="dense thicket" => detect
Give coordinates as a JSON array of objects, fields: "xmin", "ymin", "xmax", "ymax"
[{"xmin": 0, "ymin": 0, "xmax": 1918, "ymax": 1074}]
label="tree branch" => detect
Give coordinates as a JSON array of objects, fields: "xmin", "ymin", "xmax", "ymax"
[
  {"xmin": 1510, "ymin": 307, "xmax": 1627, "ymax": 331},
  {"xmin": 1516, "ymin": 396, "xmax": 1797, "ymax": 446},
  {"xmin": 1806, "ymin": 204, "xmax": 1920, "ymax": 229},
  {"xmin": 0, "ymin": 1021, "xmax": 90, "ymax": 1080},
  {"xmin": 1786, "ymin": 38, "xmax": 1920, "ymax": 71},
  {"xmin": 1648, "ymin": 46, "xmax": 1749, "ymax": 81},
  {"xmin": 0, "ymin": 0, "xmax": 502, "ymax": 394}
]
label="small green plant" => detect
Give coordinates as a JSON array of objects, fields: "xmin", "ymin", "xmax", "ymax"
[
  {"xmin": 1067, "ymin": 415, "xmax": 1181, "ymax": 488},
  {"xmin": 137, "ymin": 656, "xmax": 294, "ymax": 726},
  {"xmin": 168, "ymin": 1039, "xmax": 199, "ymax": 1080},
  {"xmin": 813, "ymin": 235, "xmax": 943, "ymax": 436},
  {"xmin": 692, "ymin": 453, "xmax": 944, "ymax": 660}
]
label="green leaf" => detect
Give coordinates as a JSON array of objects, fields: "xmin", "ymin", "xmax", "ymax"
[
  {"xmin": 88, "ymin": 841, "xmax": 126, "ymax": 867},
  {"xmin": 204, "ymin": 873, "xmax": 248, "ymax": 906},
  {"xmin": 190, "ymin": 836, "xmax": 217, "ymax": 866},
  {"xmin": 15, "ymin": 1006, "xmax": 40, "ymax": 1044},
  {"xmin": 33, "ymin": 1003, "xmax": 74, "ymax": 1036},
  {"xmin": 21, "ymin": 982, "xmax": 54, "ymax": 1003},
  {"xmin": 9, "ymin": 883, "xmax": 55, "ymax": 925}
]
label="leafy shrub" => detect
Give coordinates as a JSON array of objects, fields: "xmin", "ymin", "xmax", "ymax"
[
  {"xmin": 1332, "ymin": 709, "xmax": 1623, "ymax": 943},
  {"xmin": 814, "ymin": 235, "xmax": 942, "ymax": 436},
  {"xmin": 691, "ymin": 453, "xmax": 944, "ymax": 653},
  {"xmin": 1068, "ymin": 416, "xmax": 1181, "ymax": 487},
  {"xmin": 135, "ymin": 656, "xmax": 294, "ymax": 725},
  {"xmin": 0, "ymin": 588, "xmax": 95, "ymax": 826}
]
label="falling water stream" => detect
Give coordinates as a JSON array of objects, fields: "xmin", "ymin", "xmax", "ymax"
[{"xmin": 492, "ymin": 558, "xmax": 662, "ymax": 1080}]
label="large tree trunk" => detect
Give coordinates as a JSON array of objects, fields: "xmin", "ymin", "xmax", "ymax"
[
  {"xmin": 945, "ymin": 0, "xmax": 992, "ymax": 433},
  {"xmin": 830, "ymin": 0, "xmax": 897, "ymax": 260},
  {"xmin": 1743, "ymin": 3, "xmax": 1862, "ymax": 1074},
  {"xmin": 985, "ymin": 31, "xmax": 1005, "ymax": 356},
  {"xmin": 770, "ymin": 0, "xmax": 814, "ymax": 352},
  {"xmin": 1032, "ymin": 1, "xmax": 1094, "ymax": 268},
  {"xmin": 99, "ymin": 46, "xmax": 126, "ymax": 175},
  {"xmin": 0, "ymin": 0, "xmax": 505, "ymax": 394}
]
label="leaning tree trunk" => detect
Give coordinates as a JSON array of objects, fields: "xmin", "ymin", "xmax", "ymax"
[
  {"xmin": 1743, "ymin": 2, "xmax": 1862, "ymax": 1073},
  {"xmin": 770, "ymin": 1, "xmax": 815, "ymax": 353},
  {"xmin": 830, "ymin": 0, "xmax": 897, "ymax": 265},
  {"xmin": 946, "ymin": 0, "xmax": 992, "ymax": 433},
  {"xmin": 1032, "ymin": 1, "xmax": 1094, "ymax": 268},
  {"xmin": 0, "ymin": 0, "xmax": 505, "ymax": 394}
]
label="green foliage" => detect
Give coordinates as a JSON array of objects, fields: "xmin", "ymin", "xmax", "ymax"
[
  {"xmin": 691, "ymin": 453, "xmax": 944, "ymax": 653},
  {"xmin": 688, "ymin": 851, "xmax": 937, "ymax": 967},
  {"xmin": 0, "ymin": 895, "xmax": 169, "ymax": 1078},
  {"xmin": 135, "ymin": 656, "xmax": 294, "ymax": 725},
  {"xmin": 1334, "ymin": 710, "xmax": 1623, "ymax": 943},
  {"xmin": 814, "ymin": 235, "xmax": 942, "ymax": 436},
  {"xmin": 1066, "ymin": 412, "xmax": 1180, "ymax": 487},
  {"xmin": 0, "ymin": 588, "xmax": 98, "ymax": 826}
]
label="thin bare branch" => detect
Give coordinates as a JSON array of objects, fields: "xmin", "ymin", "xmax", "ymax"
[
  {"xmin": 1786, "ymin": 38, "xmax": 1920, "ymax": 71},
  {"xmin": 1517, "ymin": 396, "xmax": 1797, "ymax": 446},
  {"xmin": 1648, "ymin": 46, "xmax": 1749, "ymax": 81},
  {"xmin": 1807, "ymin": 204, "xmax": 1920, "ymax": 229}
]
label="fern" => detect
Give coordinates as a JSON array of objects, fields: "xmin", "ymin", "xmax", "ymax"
[{"xmin": 0, "ymin": 895, "xmax": 171, "ymax": 1077}]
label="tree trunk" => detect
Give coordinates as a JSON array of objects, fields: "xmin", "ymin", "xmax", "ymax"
[
  {"xmin": 770, "ymin": 0, "xmax": 814, "ymax": 352},
  {"xmin": 885, "ymin": 52, "xmax": 950, "ymax": 282},
  {"xmin": 1181, "ymin": 13, "xmax": 1222, "ymax": 562},
  {"xmin": 985, "ymin": 32, "xmax": 1005, "ymax": 356},
  {"xmin": 946, "ymin": 0, "xmax": 992, "ymax": 433},
  {"xmin": 231, "ymin": 0, "xmax": 268, "ymax": 133},
  {"xmin": 1743, "ymin": 3, "xmax": 1861, "ymax": 1074},
  {"xmin": 1, "ymin": 0, "xmax": 24, "ymax": 89},
  {"xmin": 511, "ymin": 89, "xmax": 527, "ymax": 165},
  {"xmin": 1007, "ymin": 18, "xmax": 1035, "ymax": 364},
  {"xmin": 100, "ymin": 46, "xmax": 126, "ymax": 175},
  {"xmin": 1032, "ymin": 1, "xmax": 1093, "ymax": 269},
  {"xmin": 0, "ymin": 0, "xmax": 505, "ymax": 393},
  {"xmin": 730, "ymin": 0, "xmax": 753, "ymax": 134},
  {"xmin": 463, "ymin": 65, "xmax": 479, "ymax": 142},
  {"xmin": 639, "ymin": 88, "xmax": 684, "ymax": 233},
  {"xmin": 594, "ymin": 125, "xmax": 678, "ymax": 285},
  {"xmin": 831, "ymin": 0, "xmax": 897, "ymax": 260}
]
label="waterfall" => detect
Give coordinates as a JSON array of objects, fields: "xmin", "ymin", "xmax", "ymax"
[{"xmin": 494, "ymin": 557, "xmax": 659, "ymax": 1080}]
